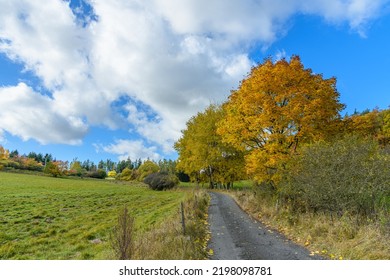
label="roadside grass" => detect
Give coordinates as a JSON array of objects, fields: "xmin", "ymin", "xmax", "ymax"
[
  {"xmin": 0, "ymin": 172, "xmax": 200, "ymax": 259},
  {"xmin": 231, "ymin": 190, "xmax": 390, "ymax": 260},
  {"xmin": 132, "ymin": 188, "xmax": 210, "ymax": 259},
  {"xmin": 230, "ymin": 180, "xmax": 254, "ymax": 190}
]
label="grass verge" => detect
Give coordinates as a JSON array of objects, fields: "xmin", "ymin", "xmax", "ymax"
[{"xmin": 130, "ymin": 188, "xmax": 210, "ymax": 259}]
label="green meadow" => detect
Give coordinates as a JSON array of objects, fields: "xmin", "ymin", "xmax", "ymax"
[{"xmin": 0, "ymin": 172, "xmax": 187, "ymax": 259}]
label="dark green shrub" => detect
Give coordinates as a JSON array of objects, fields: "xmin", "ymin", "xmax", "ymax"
[
  {"xmin": 144, "ymin": 172, "xmax": 179, "ymax": 191},
  {"xmin": 86, "ymin": 169, "xmax": 107, "ymax": 179},
  {"xmin": 177, "ymin": 171, "xmax": 190, "ymax": 182}
]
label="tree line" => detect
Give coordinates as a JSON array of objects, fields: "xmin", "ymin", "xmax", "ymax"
[
  {"xmin": 0, "ymin": 147, "xmax": 178, "ymax": 181},
  {"xmin": 175, "ymin": 56, "xmax": 389, "ymax": 219}
]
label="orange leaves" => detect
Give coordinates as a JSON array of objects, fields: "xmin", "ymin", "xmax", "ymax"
[{"xmin": 218, "ymin": 56, "xmax": 344, "ymax": 184}]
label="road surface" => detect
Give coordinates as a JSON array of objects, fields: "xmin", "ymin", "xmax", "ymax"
[{"xmin": 208, "ymin": 192, "xmax": 321, "ymax": 260}]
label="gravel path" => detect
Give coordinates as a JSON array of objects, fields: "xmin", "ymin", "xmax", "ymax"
[{"xmin": 208, "ymin": 192, "xmax": 321, "ymax": 260}]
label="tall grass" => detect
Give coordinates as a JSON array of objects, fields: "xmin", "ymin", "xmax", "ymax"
[{"xmin": 127, "ymin": 189, "xmax": 210, "ymax": 259}]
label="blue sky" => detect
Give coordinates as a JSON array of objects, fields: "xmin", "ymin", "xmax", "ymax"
[{"xmin": 0, "ymin": 0, "xmax": 389, "ymax": 164}]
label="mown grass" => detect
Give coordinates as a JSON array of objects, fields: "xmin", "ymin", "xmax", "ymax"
[{"xmin": 0, "ymin": 172, "xmax": 189, "ymax": 259}]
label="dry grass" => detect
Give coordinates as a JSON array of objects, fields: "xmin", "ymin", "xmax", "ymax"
[
  {"xmin": 231, "ymin": 190, "xmax": 390, "ymax": 260},
  {"xmin": 124, "ymin": 189, "xmax": 211, "ymax": 260},
  {"xmin": 110, "ymin": 206, "xmax": 135, "ymax": 260}
]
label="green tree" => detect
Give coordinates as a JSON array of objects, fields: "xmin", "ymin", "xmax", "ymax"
[
  {"xmin": 116, "ymin": 157, "xmax": 134, "ymax": 173},
  {"xmin": 9, "ymin": 149, "xmax": 19, "ymax": 158},
  {"xmin": 158, "ymin": 159, "xmax": 177, "ymax": 175},
  {"xmin": 70, "ymin": 159, "xmax": 84, "ymax": 176}
]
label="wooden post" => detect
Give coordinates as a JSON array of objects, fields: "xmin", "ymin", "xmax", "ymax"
[{"xmin": 181, "ymin": 202, "xmax": 186, "ymax": 235}]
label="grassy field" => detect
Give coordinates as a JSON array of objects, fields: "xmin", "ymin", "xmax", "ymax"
[{"xmin": 0, "ymin": 172, "xmax": 189, "ymax": 260}]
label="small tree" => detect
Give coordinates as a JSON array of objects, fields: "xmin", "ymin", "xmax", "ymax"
[
  {"xmin": 70, "ymin": 160, "xmax": 84, "ymax": 176},
  {"xmin": 0, "ymin": 146, "xmax": 10, "ymax": 160},
  {"xmin": 44, "ymin": 161, "xmax": 61, "ymax": 177}
]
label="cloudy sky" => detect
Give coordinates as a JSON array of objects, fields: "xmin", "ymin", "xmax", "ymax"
[{"xmin": 1, "ymin": 0, "xmax": 390, "ymax": 163}]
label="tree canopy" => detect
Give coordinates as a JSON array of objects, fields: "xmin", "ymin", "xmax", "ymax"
[
  {"xmin": 344, "ymin": 108, "xmax": 390, "ymax": 146},
  {"xmin": 217, "ymin": 56, "xmax": 345, "ymax": 184},
  {"xmin": 175, "ymin": 105, "xmax": 245, "ymax": 188}
]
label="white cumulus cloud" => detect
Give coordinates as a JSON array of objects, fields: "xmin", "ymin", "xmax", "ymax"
[
  {"xmin": 99, "ymin": 139, "xmax": 160, "ymax": 161},
  {"xmin": 0, "ymin": 0, "xmax": 388, "ymax": 159},
  {"xmin": 0, "ymin": 83, "xmax": 88, "ymax": 144}
]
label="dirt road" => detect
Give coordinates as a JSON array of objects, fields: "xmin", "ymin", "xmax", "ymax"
[{"xmin": 208, "ymin": 192, "xmax": 321, "ymax": 260}]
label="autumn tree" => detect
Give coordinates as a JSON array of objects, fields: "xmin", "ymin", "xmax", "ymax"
[
  {"xmin": 175, "ymin": 105, "xmax": 245, "ymax": 188},
  {"xmin": 0, "ymin": 145, "xmax": 9, "ymax": 170},
  {"xmin": 384, "ymin": 109, "xmax": 390, "ymax": 143},
  {"xmin": 69, "ymin": 159, "xmax": 84, "ymax": 176},
  {"xmin": 137, "ymin": 160, "xmax": 160, "ymax": 182},
  {"xmin": 0, "ymin": 145, "xmax": 10, "ymax": 160},
  {"xmin": 344, "ymin": 108, "xmax": 390, "ymax": 146},
  {"xmin": 44, "ymin": 161, "xmax": 62, "ymax": 177},
  {"xmin": 218, "ymin": 56, "xmax": 344, "ymax": 185}
]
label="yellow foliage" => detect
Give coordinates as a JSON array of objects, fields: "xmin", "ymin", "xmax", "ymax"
[
  {"xmin": 345, "ymin": 108, "xmax": 390, "ymax": 146},
  {"xmin": 137, "ymin": 160, "xmax": 159, "ymax": 181},
  {"xmin": 218, "ymin": 56, "xmax": 344, "ymax": 183},
  {"xmin": 175, "ymin": 105, "xmax": 246, "ymax": 186},
  {"xmin": 0, "ymin": 145, "xmax": 10, "ymax": 160}
]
